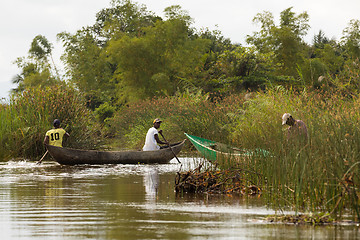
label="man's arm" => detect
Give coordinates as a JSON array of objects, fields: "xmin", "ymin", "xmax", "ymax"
[
  {"xmin": 44, "ymin": 135, "xmax": 49, "ymax": 145},
  {"xmin": 154, "ymin": 133, "xmax": 166, "ymax": 145}
]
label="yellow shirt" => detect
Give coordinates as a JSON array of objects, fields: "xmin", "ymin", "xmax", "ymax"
[{"xmin": 45, "ymin": 128, "xmax": 66, "ymax": 147}]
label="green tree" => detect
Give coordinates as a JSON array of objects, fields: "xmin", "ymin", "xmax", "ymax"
[
  {"xmin": 30, "ymin": 35, "xmax": 59, "ymax": 77},
  {"xmin": 58, "ymin": 0, "xmax": 158, "ymax": 108},
  {"xmin": 107, "ymin": 5, "xmax": 211, "ymax": 103},
  {"xmin": 246, "ymin": 7, "xmax": 310, "ymax": 77},
  {"xmin": 58, "ymin": 28, "xmax": 115, "ymax": 108},
  {"xmin": 298, "ymin": 31, "xmax": 343, "ymax": 88},
  {"xmin": 312, "ymin": 30, "xmax": 331, "ymax": 50},
  {"xmin": 341, "ymin": 19, "xmax": 360, "ymax": 60},
  {"xmin": 94, "ymin": 0, "xmax": 160, "ymax": 41},
  {"xmin": 12, "ymin": 35, "xmax": 59, "ymax": 93},
  {"xmin": 200, "ymin": 46, "xmax": 274, "ymax": 95}
]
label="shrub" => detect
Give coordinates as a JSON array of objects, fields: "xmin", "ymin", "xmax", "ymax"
[{"xmin": 94, "ymin": 102, "xmax": 116, "ymax": 123}]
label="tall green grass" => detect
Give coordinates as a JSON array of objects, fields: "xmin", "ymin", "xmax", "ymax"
[
  {"xmin": 109, "ymin": 87, "xmax": 360, "ymax": 220},
  {"xmin": 108, "ymin": 91, "xmax": 245, "ymax": 149},
  {"xmin": 229, "ymin": 87, "xmax": 360, "ymax": 221},
  {"xmin": 0, "ymin": 85, "xmax": 101, "ymax": 159}
]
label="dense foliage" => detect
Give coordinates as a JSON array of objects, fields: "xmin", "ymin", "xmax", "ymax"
[{"xmin": 11, "ymin": 1, "xmax": 360, "ymax": 110}]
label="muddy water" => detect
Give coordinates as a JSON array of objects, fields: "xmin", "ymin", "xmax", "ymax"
[{"xmin": 0, "ymin": 158, "xmax": 358, "ymax": 239}]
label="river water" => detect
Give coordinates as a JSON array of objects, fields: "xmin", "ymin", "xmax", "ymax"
[{"xmin": 0, "ymin": 157, "xmax": 359, "ymax": 239}]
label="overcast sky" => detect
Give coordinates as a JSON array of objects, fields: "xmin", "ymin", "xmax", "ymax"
[{"xmin": 1, "ymin": 0, "xmax": 359, "ymax": 99}]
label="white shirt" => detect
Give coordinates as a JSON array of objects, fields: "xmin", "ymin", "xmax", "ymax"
[{"xmin": 143, "ymin": 127, "xmax": 160, "ymax": 151}]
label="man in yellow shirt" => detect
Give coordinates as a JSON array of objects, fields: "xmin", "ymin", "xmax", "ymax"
[{"xmin": 44, "ymin": 119, "xmax": 70, "ymax": 147}]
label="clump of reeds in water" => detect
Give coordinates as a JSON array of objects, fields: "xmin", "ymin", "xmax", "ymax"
[
  {"xmin": 266, "ymin": 213, "xmax": 335, "ymax": 225},
  {"xmin": 175, "ymin": 163, "xmax": 261, "ymax": 195}
]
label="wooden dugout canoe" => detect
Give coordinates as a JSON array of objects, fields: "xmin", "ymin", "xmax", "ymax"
[
  {"xmin": 46, "ymin": 139, "xmax": 186, "ymax": 165},
  {"xmin": 184, "ymin": 133, "xmax": 269, "ymax": 163}
]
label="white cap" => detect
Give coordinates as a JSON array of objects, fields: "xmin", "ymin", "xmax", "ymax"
[{"xmin": 282, "ymin": 113, "xmax": 291, "ymax": 125}]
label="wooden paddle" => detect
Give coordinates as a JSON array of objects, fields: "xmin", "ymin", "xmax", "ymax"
[
  {"xmin": 36, "ymin": 150, "xmax": 48, "ymax": 165},
  {"xmin": 159, "ymin": 132, "xmax": 181, "ymax": 164}
]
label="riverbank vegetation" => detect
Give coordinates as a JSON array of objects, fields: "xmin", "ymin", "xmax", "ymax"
[
  {"xmin": 1, "ymin": 0, "xmax": 360, "ymax": 222},
  {"xmin": 0, "ymin": 84, "xmax": 101, "ymax": 159}
]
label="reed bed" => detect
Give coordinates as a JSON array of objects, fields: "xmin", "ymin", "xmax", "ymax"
[
  {"xmin": 0, "ymin": 85, "xmax": 101, "ymax": 159},
  {"xmin": 2, "ymin": 84, "xmax": 359, "ymax": 220},
  {"xmin": 229, "ymin": 88, "xmax": 360, "ymax": 221},
  {"xmin": 110, "ymin": 87, "xmax": 360, "ymax": 220}
]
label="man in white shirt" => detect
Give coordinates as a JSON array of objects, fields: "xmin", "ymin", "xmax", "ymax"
[{"xmin": 143, "ymin": 118, "xmax": 167, "ymax": 151}]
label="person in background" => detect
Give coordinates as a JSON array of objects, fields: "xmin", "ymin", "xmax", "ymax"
[
  {"xmin": 282, "ymin": 113, "xmax": 308, "ymax": 142},
  {"xmin": 44, "ymin": 119, "xmax": 70, "ymax": 147},
  {"xmin": 143, "ymin": 118, "xmax": 167, "ymax": 151}
]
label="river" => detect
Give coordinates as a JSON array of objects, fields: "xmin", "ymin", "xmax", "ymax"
[{"xmin": 0, "ymin": 157, "xmax": 358, "ymax": 239}]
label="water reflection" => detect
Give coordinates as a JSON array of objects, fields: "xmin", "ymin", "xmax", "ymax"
[
  {"xmin": 0, "ymin": 158, "xmax": 359, "ymax": 239},
  {"xmin": 144, "ymin": 166, "xmax": 159, "ymax": 202}
]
